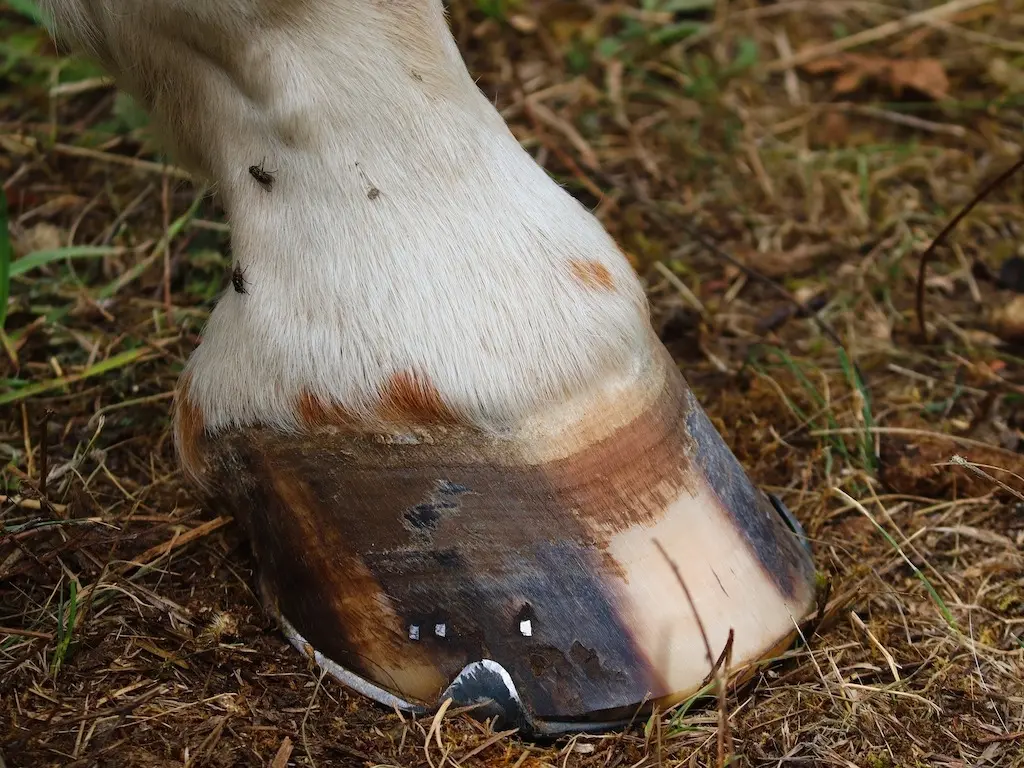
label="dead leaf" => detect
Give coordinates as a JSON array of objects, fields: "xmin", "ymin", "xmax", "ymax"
[
  {"xmin": 801, "ymin": 55, "xmax": 853, "ymax": 76},
  {"xmin": 802, "ymin": 54, "xmax": 949, "ymax": 100},
  {"xmin": 889, "ymin": 58, "xmax": 949, "ymax": 100}
]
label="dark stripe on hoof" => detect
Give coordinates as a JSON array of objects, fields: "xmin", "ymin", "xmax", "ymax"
[{"xmin": 684, "ymin": 389, "xmax": 816, "ymax": 600}]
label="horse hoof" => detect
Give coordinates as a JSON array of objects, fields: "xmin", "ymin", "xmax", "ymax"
[{"xmin": 181, "ymin": 348, "xmax": 817, "ymax": 735}]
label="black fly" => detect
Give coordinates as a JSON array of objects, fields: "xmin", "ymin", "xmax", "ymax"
[
  {"xmin": 248, "ymin": 158, "xmax": 275, "ymax": 189},
  {"xmin": 231, "ymin": 264, "xmax": 248, "ymax": 294}
]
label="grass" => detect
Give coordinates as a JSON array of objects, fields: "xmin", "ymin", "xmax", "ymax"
[
  {"xmin": 0, "ymin": 188, "xmax": 11, "ymax": 331},
  {"xmin": 4, "ymin": 0, "xmax": 1024, "ymax": 766},
  {"xmin": 50, "ymin": 576, "xmax": 78, "ymax": 677}
]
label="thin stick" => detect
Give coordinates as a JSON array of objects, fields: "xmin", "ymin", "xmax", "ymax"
[
  {"xmin": 270, "ymin": 737, "xmax": 294, "ymax": 768},
  {"xmin": 118, "ymin": 516, "xmax": 232, "ymax": 575},
  {"xmin": 717, "ymin": 630, "xmax": 734, "ymax": 767},
  {"xmin": 916, "ymin": 154, "xmax": 1024, "ymax": 339},
  {"xmin": 653, "ymin": 539, "xmax": 733, "ymax": 767},
  {"xmin": 300, "ymin": 669, "xmax": 326, "ymax": 768},
  {"xmin": 52, "ymin": 143, "xmax": 191, "ymax": 180},
  {"xmin": 652, "ymin": 261, "xmax": 714, "ymax": 325},
  {"xmin": 653, "ymin": 541, "xmax": 714, "ymax": 668},
  {"xmin": 0, "ymin": 626, "xmax": 54, "ymax": 640},
  {"xmin": 811, "ymin": 426, "xmax": 1024, "ymax": 459},
  {"xmin": 765, "ymin": 0, "xmax": 993, "ymax": 72},
  {"xmin": 161, "ymin": 174, "xmax": 173, "ymax": 317},
  {"xmin": 946, "ymin": 455, "xmax": 1024, "ymax": 502},
  {"xmin": 38, "ymin": 409, "xmax": 53, "ymax": 507},
  {"xmin": 0, "ymin": 496, "xmax": 67, "ymax": 515},
  {"xmin": 978, "ymin": 731, "xmax": 1024, "ymax": 744}
]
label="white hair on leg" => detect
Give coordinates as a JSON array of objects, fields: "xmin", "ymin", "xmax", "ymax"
[{"xmin": 39, "ymin": 0, "xmax": 657, "ymax": 441}]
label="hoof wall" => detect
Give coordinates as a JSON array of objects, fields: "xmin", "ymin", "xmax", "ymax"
[{"xmin": 201, "ymin": 351, "xmax": 818, "ymax": 733}]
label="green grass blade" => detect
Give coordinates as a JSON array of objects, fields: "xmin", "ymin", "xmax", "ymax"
[
  {"xmin": 10, "ymin": 245, "xmax": 126, "ymax": 278},
  {"xmin": 0, "ymin": 188, "xmax": 10, "ymax": 330},
  {"xmin": 0, "ymin": 347, "xmax": 157, "ymax": 405},
  {"xmin": 836, "ymin": 488, "xmax": 957, "ymax": 630},
  {"xmin": 838, "ymin": 347, "xmax": 877, "ymax": 474}
]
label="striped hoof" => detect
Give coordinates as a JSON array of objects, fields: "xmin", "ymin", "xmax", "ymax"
[{"xmin": 184, "ymin": 348, "xmax": 817, "ymax": 736}]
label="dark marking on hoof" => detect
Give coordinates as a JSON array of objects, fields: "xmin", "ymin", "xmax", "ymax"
[
  {"xmin": 431, "ymin": 549, "xmax": 463, "ymax": 568},
  {"xmin": 404, "ymin": 502, "xmax": 447, "ymax": 530},
  {"xmin": 402, "ymin": 480, "xmax": 466, "ymax": 532},
  {"xmin": 684, "ymin": 392, "xmax": 815, "ymax": 599}
]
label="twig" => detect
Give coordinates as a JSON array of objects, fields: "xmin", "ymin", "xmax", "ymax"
[
  {"xmin": 653, "ymin": 541, "xmax": 714, "ymax": 668},
  {"xmin": 161, "ymin": 174, "xmax": 173, "ymax": 316},
  {"xmin": 653, "ymin": 539, "xmax": 733, "ymax": 767},
  {"xmin": 0, "ymin": 626, "xmax": 54, "ymax": 640},
  {"xmin": 811, "ymin": 426, "xmax": 1024, "ymax": 459},
  {"xmin": 51, "ymin": 143, "xmax": 191, "ymax": 180},
  {"xmin": 300, "ymin": 669, "xmax": 326, "ymax": 768},
  {"xmin": 457, "ymin": 729, "xmax": 519, "ymax": 762},
  {"xmin": 945, "ymin": 455, "xmax": 1024, "ymax": 502},
  {"xmin": 835, "ymin": 103, "xmax": 967, "ymax": 138},
  {"xmin": 977, "ymin": 730, "xmax": 1024, "ymax": 744},
  {"xmin": 652, "ymin": 261, "xmax": 714, "ymax": 326},
  {"xmin": 117, "ymin": 516, "xmax": 232, "ymax": 576},
  {"xmin": 717, "ymin": 630, "xmax": 734, "ymax": 767},
  {"xmin": 849, "ymin": 611, "xmax": 901, "ymax": 682},
  {"xmin": 916, "ymin": 154, "xmax": 1024, "ymax": 340},
  {"xmin": 522, "ymin": 103, "xmax": 605, "ymax": 202},
  {"xmin": 0, "ymin": 495, "xmax": 68, "ymax": 515},
  {"xmin": 765, "ymin": 0, "xmax": 994, "ymax": 72},
  {"xmin": 270, "ymin": 737, "xmax": 294, "ymax": 768},
  {"xmin": 38, "ymin": 409, "xmax": 53, "ymax": 509}
]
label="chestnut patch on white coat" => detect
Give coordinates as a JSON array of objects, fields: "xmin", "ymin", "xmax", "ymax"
[
  {"xmin": 378, "ymin": 371, "xmax": 460, "ymax": 426},
  {"xmin": 296, "ymin": 389, "xmax": 355, "ymax": 430},
  {"xmin": 569, "ymin": 259, "xmax": 615, "ymax": 292},
  {"xmin": 172, "ymin": 374, "xmax": 208, "ymax": 485}
]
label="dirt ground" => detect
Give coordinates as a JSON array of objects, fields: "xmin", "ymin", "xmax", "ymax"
[{"xmin": 3, "ymin": 1, "xmax": 1024, "ymax": 766}]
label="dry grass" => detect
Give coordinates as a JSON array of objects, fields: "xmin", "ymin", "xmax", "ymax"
[{"xmin": 4, "ymin": 0, "xmax": 1024, "ymax": 765}]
